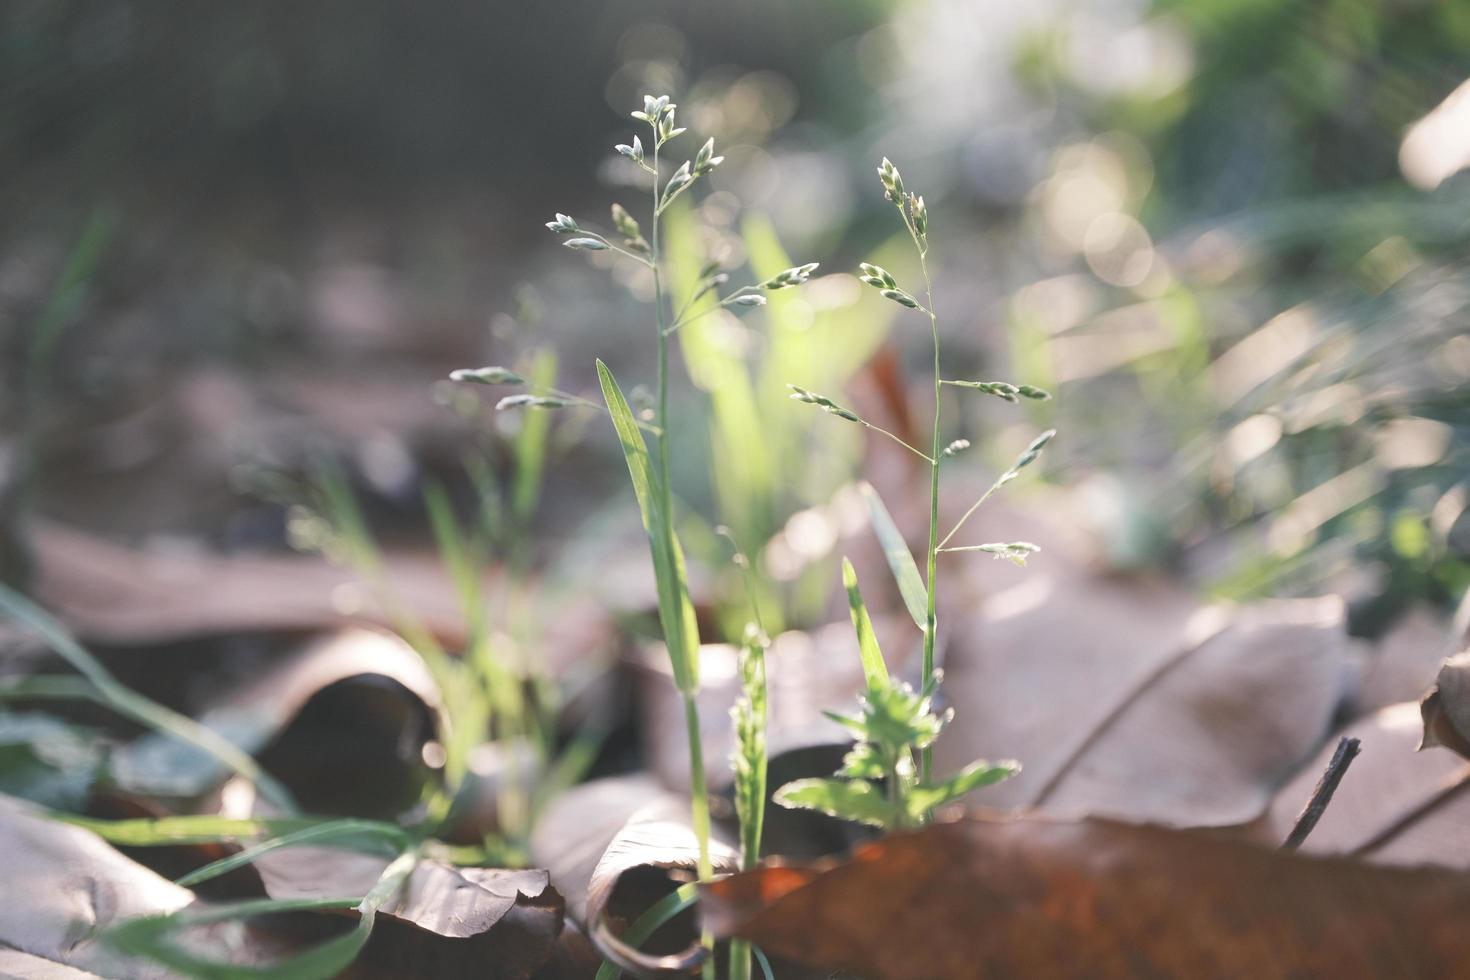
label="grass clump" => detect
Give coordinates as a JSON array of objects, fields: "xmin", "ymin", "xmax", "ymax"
[
  {"xmin": 776, "ymin": 155, "xmax": 1056, "ymax": 829},
  {"xmin": 454, "ymin": 93, "xmax": 815, "ymax": 976}
]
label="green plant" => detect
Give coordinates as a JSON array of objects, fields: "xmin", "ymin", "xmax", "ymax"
[
  {"xmin": 661, "ymin": 210, "xmax": 890, "ymax": 639},
  {"xmin": 777, "ymin": 156, "xmax": 1056, "ymax": 827},
  {"xmin": 282, "ymin": 455, "xmax": 596, "ymax": 860},
  {"xmin": 452, "ymin": 93, "xmax": 816, "ymax": 972},
  {"xmin": 722, "ymin": 529, "xmax": 770, "ymax": 980}
]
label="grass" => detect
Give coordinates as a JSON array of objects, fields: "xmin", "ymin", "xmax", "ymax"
[
  {"xmin": 454, "ymin": 92, "xmax": 816, "ymax": 978},
  {"xmin": 777, "ymin": 155, "xmax": 1055, "ymax": 828}
]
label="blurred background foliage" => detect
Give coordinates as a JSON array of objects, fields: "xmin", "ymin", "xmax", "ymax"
[{"xmin": 1, "ymin": 0, "xmax": 1467, "ymax": 637}]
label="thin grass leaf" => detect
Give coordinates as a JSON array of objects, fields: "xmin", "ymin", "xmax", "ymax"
[
  {"xmin": 592, "ymin": 881, "xmax": 701, "ymax": 980},
  {"xmin": 58, "ymin": 813, "xmax": 322, "ymax": 847},
  {"xmin": 859, "ymin": 482, "xmax": 927, "ymax": 631},
  {"xmin": 596, "ymin": 359, "xmax": 700, "ymax": 693},
  {"xmin": 842, "ymin": 559, "xmax": 888, "ymax": 690},
  {"xmin": 513, "ymin": 349, "xmax": 558, "ymax": 521},
  {"xmin": 107, "ymin": 848, "xmax": 417, "ymax": 980},
  {"xmin": 0, "ymin": 583, "xmax": 297, "ymax": 813},
  {"xmin": 175, "ymin": 819, "xmax": 408, "ymax": 888},
  {"xmin": 753, "ymin": 946, "xmax": 775, "ymax": 980}
]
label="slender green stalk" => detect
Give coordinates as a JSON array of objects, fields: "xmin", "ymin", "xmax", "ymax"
[
  {"xmin": 780, "ymin": 158, "xmax": 1051, "ymax": 833},
  {"xmin": 917, "ymin": 254, "xmax": 940, "ymax": 786},
  {"xmin": 649, "ymin": 113, "xmax": 714, "ymax": 978}
]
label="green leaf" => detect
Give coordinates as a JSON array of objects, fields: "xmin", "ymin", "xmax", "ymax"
[
  {"xmin": 842, "ymin": 559, "xmax": 888, "ymax": 690},
  {"xmin": 773, "ymin": 777, "xmax": 894, "ymax": 828},
  {"xmin": 596, "ymin": 360, "xmax": 700, "ymax": 693},
  {"xmin": 907, "ymin": 759, "xmax": 1021, "ymax": 818},
  {"xmin": 859, "ymin": 482, "xmax": 927, "ymax": 631}
]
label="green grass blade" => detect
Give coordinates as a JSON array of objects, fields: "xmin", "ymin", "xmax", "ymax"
[
  {"xmin": 0, "ymin": 584, "xmax": 297, "ymax": 813},
  {"xmin": 593, "ymin": 881, "xmax": 700, "ymax": 980},
  {"xmin": 107, "ymin": 848, "xmax": 417, "ymax": 979},
  {"xmin": 841, "ymin": 558, "xmax": 887, "ymax": 689},
  {"xmin": 596, "ymin": 359, "xmax": 700, "ymax": 692},
  {"xmin": 58, "ymin": 814, "xmax": 320, "ymax": 847},
  {"xmin": 513, "ymin": 349, "xmax": 557, "ymax": 521},
  {"xmin": 859, "ymin": 482, "xmax": 927, "ymax": 631},
  {"xmin": 175, "ymin": 819, "xmax": 408, "ymax": 888}
]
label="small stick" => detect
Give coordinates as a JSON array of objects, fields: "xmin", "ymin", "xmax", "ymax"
[{"xmin": 1282, "ymin": 736, "xmax": 1361, "ymax": 850}]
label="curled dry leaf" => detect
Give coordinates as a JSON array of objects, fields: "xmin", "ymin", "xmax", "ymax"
[
  {"xmin": 936, "ymin": 584, "xmax": 1353, "ymax": 827},
  {"xmin": 529, "ymin": 775, "xmax": 737, "ymax": 933},
  {"xmin": 252, "ymin": 846, "xmax": 564, "ymax": 980},
  {"xmin": 1419, "ymin": 649, "xmax": 1470, "ymax": 759},
  {"xmin": 702, "ymin": 813, "xmax": 1470, "ymax": 980},
  {"xmin": 112, "ymin": 628, "xmax": 440, "ymax": 813}
]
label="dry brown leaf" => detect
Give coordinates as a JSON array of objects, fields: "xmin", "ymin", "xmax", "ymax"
[
  {"xmin": 701, "ymin": 812, "xmax": 1470, "ymax": 980},
  {"xmin": 111, "ymin": 629, "xmax": 439, "ymax": 814},
  {"xmin": 1258, "ymin": 702, "xmax": 1470, "ymax": 867},
  {"xmin": 251, "ymin": 846, "xmax": 564, "ymax": 980},
  {"xmin": 0, "ymin": 946, "xmax": 107, "ymax": 978},
  {"xmin": 1356, "ymin": 605, "xmax": 1456, "ymax": 714},
  {"xmin": 1419, "ymin": 649, "xmax": 1470, "ymax": 758},
  {"xmin": 31, "ymin": 521, "xmax": 472, "ymax": 645},
  {"xmin": 935, "ymin": 585, "xmax": 1353, "ymax": 826},
  {"xmin": 0, "ymin": 793, "xmax": 269, "ymax": 979},
  {"xmin": 529, "ymin": 775, "xmax": 737, "ymax": 934}
]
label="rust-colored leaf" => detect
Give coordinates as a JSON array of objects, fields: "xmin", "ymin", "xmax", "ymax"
[{"xmin": 702, "ymin": 813, "xmax": 1470, "ymax": 980}]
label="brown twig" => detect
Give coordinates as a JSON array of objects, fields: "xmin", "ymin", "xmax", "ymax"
[{"xmin": 1282, "ymin": 736, "xmax": 1361, "ymax": 851}]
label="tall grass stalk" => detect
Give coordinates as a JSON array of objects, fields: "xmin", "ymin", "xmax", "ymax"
[
  {"xmin": 778, "ymin": 156, "xmax": 1054, "ymax": 830},
  {"xmin": 456, "ymin": 94, "xmax": 815, "ymax": 974}
]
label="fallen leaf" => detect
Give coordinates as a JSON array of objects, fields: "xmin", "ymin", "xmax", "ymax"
[
  {"xmin": 702, "ymin": 812, "xmax": 1470, "ymax": 980},
  {"xmin": 0, "ymin": 947, "xmax": 106, "ymax": 978},
  {"xmin": 1356, "ymin": 605, "xmax": 1456, "ymax": 714},
  {"xmin": 1419, "ymin": 648, "xmax": 1470, "ymax": 759},
  {"xmin": 0, "ymin": 793, "xmax": 262, "ymax": 978},
  {"xmin": 935, "ymin": 586, "xmax": 1353, "ymax": 826},
  {"xmin": 31, "ymin": 520, "xmax": 472, "ymax": 646},
  {"xmin": 1258, "ymin": 702, "xmax": 1470, "ymax": 868},
  {"xmin": 112, "ymin": 629, "xmax": 440, "ymax": 815},
  {"xmin": 28, "ymin": 520, "xmax": 612, "ymax": 680},
  {"xmin": 252, "ymin": 846, "xmax": 565, "ymax": 980},
  {"xmin": 529, "ymin": 775, "xmax": 737, "ymax": 935}
]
